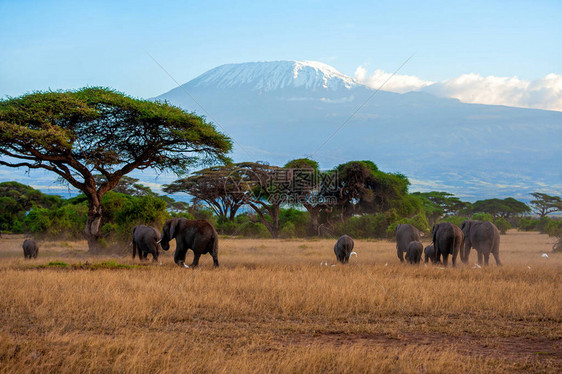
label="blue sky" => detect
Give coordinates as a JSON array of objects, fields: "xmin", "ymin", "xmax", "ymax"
[{"xmin": 1, "ymin": 0, "xmax": 560, "ymax": 99}]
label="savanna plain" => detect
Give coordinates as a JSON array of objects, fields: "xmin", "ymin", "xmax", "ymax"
[{"xmin": 0, "ymin": 231, "xmax": 560, "ymax": 373}]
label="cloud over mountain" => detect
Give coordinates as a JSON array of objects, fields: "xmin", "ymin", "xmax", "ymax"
[{"xmin": 355, "ymin": 67, "xmax": 562, "ymax": 111}]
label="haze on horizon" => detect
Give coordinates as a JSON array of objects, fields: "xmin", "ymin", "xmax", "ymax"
[{"xmin": 0, "ymin": 0, "xmax": 560, "ymax": 199}]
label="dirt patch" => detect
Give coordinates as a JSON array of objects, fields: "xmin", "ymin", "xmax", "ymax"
[{"xmin": 278, "ymin": 331, "xmax": 561, "ymax": 364}]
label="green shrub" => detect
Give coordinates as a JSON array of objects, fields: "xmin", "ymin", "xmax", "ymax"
[
  {"xmin": 334, "ymin": 213, "xmax": 389, "ymax": 239},
  {"xmin": 216, "ymin": 220, "xmax": 240, "ymax": 235},
  {"xmin": 493, "ymin": 217, "xmax": 511, "ymax": 234},
  {"xmin": 441, "ymin": 215, "xmax": 468, "ymax": 227},
  {"xmin": 240, "ymin": 222, "xmax": 271, "ymax": 238},
  {"xmin": 543, "ymin": 219, "xmax": 562, "ymax": 237},
  {"xmin": 279, "ymin": 222, "xmax": 296, "ymax": 238},
  {"xmin": 517, "ymin": 217, "xmax": 537, "ymax": 231},
  {"xmin": 471, "ymin": 213, "xmax": 493, "ymax": 222}
]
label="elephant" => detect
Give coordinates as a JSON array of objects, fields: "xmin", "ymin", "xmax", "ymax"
[
  {"xmin": 395, "ymin": 224, "xmax": 421, "ymax": 262},
  {"xmin": 334, "ymin": 235, "xmax": 355, "ymax": 264},
  {"xmin": 160, "ymin": 218, "xmax": 219, "ymax": 268},
  {"xmin": 22, "ymin": 239, "xmax": 38, "ymax": 259},
  {"xmin": 424, "ymin": 245, "xmax": 438, "ymax": 264},
  {"xmin": 132, "ymin": 225, "xmax": 163, "ymax": 262},
  {"xmin": 405, "ymin": 241, "xmax": 423, "ymax": 264},
  {"xmin": 431, "ymin": 222, "xmax": 463, "ymax": 267},
  {"xmin": 460, "ymin": 220, "xmax": 501, "ymax": 266}
]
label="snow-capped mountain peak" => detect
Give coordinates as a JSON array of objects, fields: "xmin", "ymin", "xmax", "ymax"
[{"xmin": 186, "ymin": 61, "xmax": 359, "ymax": 91}]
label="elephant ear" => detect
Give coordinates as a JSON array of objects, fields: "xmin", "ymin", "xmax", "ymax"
[
  {"xmin": 432, "ymin": 224, "xmax": 439, "ymax": 244},
  {"xmin": 169, "ymin": 218, "xmax": 180, "ymax": 238}
]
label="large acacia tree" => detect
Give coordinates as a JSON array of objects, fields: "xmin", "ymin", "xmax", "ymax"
[{"xmin": 0, "ymin": 87, "xmax": 231, "ymax": 252}]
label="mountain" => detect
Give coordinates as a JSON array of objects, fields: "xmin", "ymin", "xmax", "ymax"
[{"xmin": 156, "ymin": 61, "xmax": 562, "ymax": 200}]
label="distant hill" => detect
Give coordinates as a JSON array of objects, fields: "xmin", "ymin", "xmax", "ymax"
[{"xmin": 155, "ymin": 61, "xmax": 562, "ymax": 200}]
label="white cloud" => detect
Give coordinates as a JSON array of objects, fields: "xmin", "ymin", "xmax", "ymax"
[
  {"xmin": 354, "ymin": 66, "xmax": 562, "ymax": 111},
  {"xmin": 354, "ymin": 66, "xmax": 434, "ymax": 93},
  {"xmin": 425, "ymin": 73, "xmax": 562, "ymax": 111}
]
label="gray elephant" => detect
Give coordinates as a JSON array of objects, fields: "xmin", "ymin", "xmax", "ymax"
[
  {"xmin": 424, "ymin": 245, "xmax": 438, "ymax": 264},
  {"xmin": 431, "ymin": 222, "xmax": 463, "ymax": 267},
  {"xmin": 460, "ymin": 220, "xmax": 501, "ymax": 266},
  {"xmin": 22, "ymin": 239, "xmax": 38, "ymax": 259},
  {"xmin": 395, "ymin": 224, "xmax": 421, "ymax": 262},
  {"xmin": 405, "ymin": 241, "xmax": 423, "ymax": 264},
  {"xmin": 160, "ymin": 218, "xmax": 219, "ymax": 268},
  {"xmin": 334, "ymin": 235, "xmax": 355, "ymax": 264},
  {"xmin": 132, "ymin": 225, "xmax": 163, "ymax": 262}
]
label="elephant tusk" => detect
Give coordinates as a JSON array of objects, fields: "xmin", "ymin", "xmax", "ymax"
[
  {"xmin": 156, "ymin": 239, "xmax": 162, "ymax": 244},
  {"xmin": 183, "ymin": 263, "xmax": 190, "ymax": 269}
]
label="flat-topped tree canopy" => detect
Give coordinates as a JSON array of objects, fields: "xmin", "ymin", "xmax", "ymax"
[{"xmin": 0, "ymin": 87, "xmax": 232, "ymax": 251}]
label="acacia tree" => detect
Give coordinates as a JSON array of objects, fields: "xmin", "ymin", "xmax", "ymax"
[
  {"xmin": 0, "ymin": 88, "xmax": 231, "ymax": 252},
  {"xmin": 331, "ymin": 161, "xmax": 415, "ymax": 221},
  {"xmin": 283, "ymin": 158, "xmax": 335, "ymax": 235},
  {"xmin": 230, "ymin": 162, "xmax": 284, "ymax": 238},
  {"xmin": 471, "ymin": 198, "xmax": 530, "ymax": 218},
  {"xmin": 530, "ymin": 193, "xmax": 562, "ymax": 217},
  {"xmin": 163, "ymin": 165, "xmax": 246, "ymax": 221}
]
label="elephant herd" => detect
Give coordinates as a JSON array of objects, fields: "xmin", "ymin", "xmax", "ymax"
[
  {"xmin": 18, "ymin": 217, "xmax": 219, "ymax": 268},
  {"xmin": 132, "ymin": 218, "xmax": 219, "ymax": 268},
  {"xmin": 395, "ymin": 221, "xmax": 502, "ymax": 266},
  {"xmin": 15, "ymin": 217, "xmax": 501, "ymax": 268}
]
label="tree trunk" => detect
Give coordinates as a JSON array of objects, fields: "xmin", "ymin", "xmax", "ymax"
[
  {"xmin": 85, "ymin": 196, "xmax": 103, "ymax": 253},
  {"xmin": 270, "ymin": 204, "xmax": 279, "ymax": 238},
  {"xmin": 304, "ymin": 203, "xmax": 320, "ymax": 236}
]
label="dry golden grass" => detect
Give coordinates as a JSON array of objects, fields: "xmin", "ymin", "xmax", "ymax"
[{"xmin": 0, "ymin": 230, "xmax": 560, "ymax": 373}]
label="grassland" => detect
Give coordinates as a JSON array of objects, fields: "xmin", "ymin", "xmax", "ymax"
[{"xmin": 0, "ymin": 230, "xmax": 560, "ymax": 373}]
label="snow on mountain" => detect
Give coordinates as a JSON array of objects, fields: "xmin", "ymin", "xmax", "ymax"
[
  {"xmin": 186, "ymin": 61, "xmax": 359, "ymax": 91},
  {"xmin": 155, "ymin": 61, "xmax": 562, "ymax": 199}
]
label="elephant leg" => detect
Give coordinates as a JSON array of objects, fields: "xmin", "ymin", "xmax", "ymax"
[
  {"xmin": 462, "ymin": 247, "xmax": 470, "ymax": 264},
  {"xmin": 492, "ymin": 251, "xmax": 502, "ymax": 266},
  {"xmin": 152, "ymin": 252, "xmax": 158, "ymax": 262},
  {"xmin": 212, "ymin": 252, "xmax": 219, "ymax": 268},
  {"xmin": 452, "ymin": 248, "xmax": 459, "ymax": 267},
  {"xmin": 174, "ymin": 247, "xmax": 187, "ymax": 265},
  {"xmin": 397, "ymin": 247, "xmax": 404, "ymax": 262},
  {"xmin": 483, "ymin": 252, "xmax": 490, "ymax": 266},
  {"xmin": 189, "ymin": 252, "xmax": 202, "ymax": 268},
  {"xmin": 477, "ymin": 251, "xmax": 483, "ymax": 265},
  {"xmin": 442, "ymin": 253, "xmax": 449, "ymax": 267}
]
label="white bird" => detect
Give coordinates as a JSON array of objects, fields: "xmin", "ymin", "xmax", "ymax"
[
  {"xmin": 331, "ymin": 264, "xmax": 336, "ymax": 267},
  {"xmin": 384, "ymin": 263, "xmax": 388, "ymax": 267},
  {"xmin": 350, "ymin": 251, "xmax": 358, "ymax": 257},
  {"xmin": 527, "ymin": 266, "xmax": 531, "ymax": 269},
  {"xmin": 472, "ymin": 264, "xmax": 482, "ymax": 269},
  {"xmin": 541, "ymin": 253, "xmax": 549, "ymax": 258}
]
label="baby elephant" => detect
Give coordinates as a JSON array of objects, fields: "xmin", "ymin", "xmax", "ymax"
[
  {"xmin": 132, "ymin": 225, "xmax": 162, "ymax": 262},
  {"xmin": 23, "ymin": 239, "xmax": 39, "ymax": 259},
  {"xmin": 334, "ymin": 235, "xmax": 355, "ymax": 264},
  {"xmin": 405, "ymin": 241, "xmax": 423, "ymax": 264},
  {"xmin": 424, "ymin": 245, "xmax": 438, "ymax": 264}
]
